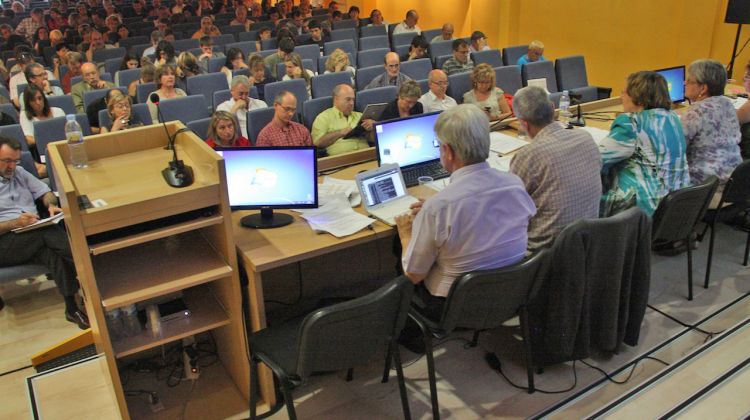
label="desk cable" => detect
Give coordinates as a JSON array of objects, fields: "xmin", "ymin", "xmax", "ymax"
[{"xmin": 647, "ymin": 304, "xmax": 724, "ymax": 342}]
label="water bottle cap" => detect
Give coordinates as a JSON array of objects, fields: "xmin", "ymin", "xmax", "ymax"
[
  {"xmin": 563, "ymin": 90, "xmax": 569, "ymax": 95},
  {"xmin": 66, "ymin": 114, "xmax": 75, "ymax": 121}
]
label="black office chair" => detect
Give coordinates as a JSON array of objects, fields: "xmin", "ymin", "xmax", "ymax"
[
  {"xmin": 248, "ymin": 276, "xmax": 414, "ymax": 420},
  {"xmin": 652, "ymin": 176, "xmax": 719, "ymax": 300},
  {"xmin": 404, "ymin": 250, "xmax": 550, "ymax": 420},
  {"xmin": 700, "ymin": 161, "xmax": 750, "ymax": 287}
]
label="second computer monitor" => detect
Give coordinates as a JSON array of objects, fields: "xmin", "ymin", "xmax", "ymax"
[
  {"xmin": 655, "ymin": 65, "xmax": 686, "ymax": 103},
  {"xmin": 375, "ymin": 112, "xmax": 442, "ymax": 169}
]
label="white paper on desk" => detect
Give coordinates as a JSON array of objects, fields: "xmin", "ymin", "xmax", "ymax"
[
  {"xmin": 489, "ymin": 132, "xmax": 529, "ymax": 155},
  {"xmin": 12, "ymin": 212, "xmax": 64, "ymax": 233},
  {"xmin": 299, "ymin": 195, "xmax": 374, "ymax": 237},
  {"xmin": 488, "ymin": 154, "xmax": 513, "ymax": 172},
  {"xmin": 321, "ymin": 176, "xmax": 361, "ymax": 207},
  {"xmin": 732, "ymin": 96, "xmax": 748, "ymax": 110},
  {"xmin": 578, "ymin": 126, "xmax": 610, "ymax": 143}
]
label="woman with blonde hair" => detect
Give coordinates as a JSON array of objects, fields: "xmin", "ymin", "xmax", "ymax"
[
  {"xmin": 282, "ymin": 52, "xmax": 314, "ymax": 97},
  {"xmin": 205, "ymin": 111, "xmax": 250, "ymax": 149},
  {"xmin": 463, "ymin": 63, "xmax": 511, "ymax": 121},
  {"xmin": 324, "ymin": 48, "xmax": 355, "ymax": 83},
  {"xmin": 101, "ymin": 90, "xmax": 143, "ymax": 133},
  {"xmin": 175, "ymin": 51, "xmax": 202, "ymax": 91}
]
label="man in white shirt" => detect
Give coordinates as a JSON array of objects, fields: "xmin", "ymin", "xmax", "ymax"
[
  {"xmin": 142, "ymin": 30, "xmax": 163, "ymax": 59},
  {"xmin": 418, "ymin": 69, "xmax": 457, "ymax": 113},
  {"xmin": 431, "ymin": 23, "xmax": 454, "ymax": 43},
  {"xmin": 18, "ymin": 63, "xmax": 65, "ymax": 111},
  {"xmin": 392, "ymin": 10, "xmax": 421, "ymax": 35},
  {"xmin": 9, "ymin": 47, "xmax": 56, "ymax": 108},
  {"xmin": 216, "ymin": 76, "xmax": 267, "ymax": 139}
]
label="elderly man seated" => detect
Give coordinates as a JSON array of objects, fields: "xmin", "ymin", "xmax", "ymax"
[
  {"xmin": 365, "ymin": 52, "xmax": 413, "ymax": 90},
  {"xmin": 419, "ymin": 69, "xmax": 457, "ymax": 113},
  {"xmin": 311, "ymin": 84, "xmax": 375, "ymax": 156},
  {"xmin": 216, "ymin": 75, "xmax": 267, "ymax": 139},
  {"xmin": 517, "ymin": 40, "xmax": 547, "ymax": 67},
  {"xmin": 71, "ymin": 62, "xmax": 115, "ymax": 113}
]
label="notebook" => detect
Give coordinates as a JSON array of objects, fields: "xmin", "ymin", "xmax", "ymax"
[
  {"xmin": 356, "ymin": 163, "xmax": 419, "ymax": 226},
  {"xmin": 374, "ymin": 111, "xmax": 449, "ymax": 187}
]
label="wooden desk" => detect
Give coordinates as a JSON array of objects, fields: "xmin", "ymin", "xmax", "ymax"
[{"xmin": 27, "ymin": 355, "xmax": 120, "ymax": 420}]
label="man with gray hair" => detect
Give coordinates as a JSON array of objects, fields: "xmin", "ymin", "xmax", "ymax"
[
  {"xmin": 18, "ymin": 63, "xmax": 65, "ymax": 111},
  {"xmin": 510, "ymin": 86, "xmax": 601, "ymax": 251},
  {"xmin": 216, "ymin": 75, "xmax": 268, "ymax": 139},
  {"xmin": 418, "ymin": 69, "xmax": 456, "ymax": 113},
  {"xmin": 395, "ymin": 104, "xmax": 535, "ymax": 326},
  {"xmin": 365, "ymin": 52, "xmax": 413, "ymax": 90}
]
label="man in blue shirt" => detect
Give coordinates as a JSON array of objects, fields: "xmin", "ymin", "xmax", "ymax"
[
  {"xmin": 0, "ymin": 136, "xmax": 88, "ymax": 328},
  {"xmin": 517, "ymin": 40, "xmax": 546, "ymax": 67}
]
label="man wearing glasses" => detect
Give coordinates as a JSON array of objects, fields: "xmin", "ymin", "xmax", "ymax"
[
  {"xmin": 18, "ymin": 63, "xmax": 65, "ymax": 111},
  {"xmin": 365, "ymin": 52, "xmax": 413, "ymax": 90},
  {"xmin": 442, "ymin": 39, "xmax": 474, "ymax": 76},
  {"xmin": 256, "ymin": 91, "xmax": 312, "ymax": 147},
  {"xmin": 419, "ymin": 69, "xmax": 457, "ymax": 113},
  {"xmin": 0, "ymin": 136, "xmax": 88, "ymax": 328}
]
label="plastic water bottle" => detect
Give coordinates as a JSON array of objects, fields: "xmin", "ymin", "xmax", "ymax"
[
  {"xmin": 65, "ymin": 114, "xmax": 87, "ymax": 168},
  {"xmin": 559, "ymin": 90, "xmax": 571, "ymax": 126},
  {"xmin": 121, "ymin": 304, "xmax": 142, "ymax": 337}
]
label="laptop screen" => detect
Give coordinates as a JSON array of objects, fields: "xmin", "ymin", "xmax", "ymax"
[
  {"xmin": 359, "ymin": 166, "xmax": 408, "ymax": 207},
  {"xmin": 655, "ymin": 66, "xmax": 685, "ymax": 103},
  {"xmin": 375, "ymin": 112, "xmax": 442, "ymax": 169}
]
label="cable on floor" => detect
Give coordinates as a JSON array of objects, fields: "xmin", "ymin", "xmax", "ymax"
[{"xmin": 647, "ymin": 304, "xmax": 725, "ymax": 340}]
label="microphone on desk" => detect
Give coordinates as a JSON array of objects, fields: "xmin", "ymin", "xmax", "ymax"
[
  {"xmin": 150, "ymin": 93, "xmax": 194, "ymax": 188},
  {"xmin": 568, "ymin": 93, "xmax": 586, "ymax": 127}
]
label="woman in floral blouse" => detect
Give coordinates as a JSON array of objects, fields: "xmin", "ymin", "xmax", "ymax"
[{"xmin": 682, "ymin": 59, "xmax": 742, "ymax": 187}]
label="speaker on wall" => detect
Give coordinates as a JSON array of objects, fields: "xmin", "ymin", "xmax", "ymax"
[{"xmin": 726, "ymin": 0, "xmax": 750, "ymax": 24}]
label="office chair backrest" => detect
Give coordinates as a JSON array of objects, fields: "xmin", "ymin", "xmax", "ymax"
[
  {"xmin": 399, "ymin": 58, "xmax": 432, "ymax": 82},
  {"xmin": 652, "ymin": 176, "xmax": 718, "ymax": 243},
  {"xmin": 523, "ymin": 61, "xmax": 558, "ymax": 93},
  {"xmin": 360, "ymin": 24, "xmax": 387, "ymax": 38},
  {"xmin": 439, "ymin": 250, "xmax": 550, "ymax": 334},
  {"xmin": 295, "ymin": 276, "xmax": 414, "ymax": 378},
  {"xmin": 311, "ymin": 72, "xmax": 352, "ymax": 99},
  {"xmin": 359, "ymin": 35, "xmax": 389, "ymax": 51},
  {"xmin": 494, "ymin": 65, "xmax": 523, "ymax": 95},
  {"xmin": 0, "ymin": 103, "xmax": 18, "ymax": 123},
  {"xmin": 471, "ymin": 49, "xmax": 503, "ymax": 68},
  {"xmin": 354, "ymin": 85, "xmax": 397, "ymax": 112},
  {"xmin": 324, "ymin": 39, "xmax": 357, "ymax": 60},
  {"xmin": 47, "ymin": 95, "xmax": 77, "ymax": 116},
  {"xmin": 503, "ymin": 44, "xmax": 529, "ymax": 66},
  {"xmin": 302, "ymin": 95, "xmax": 332, "ymax": 130},
  {"xmin": 720, "ymin": 160, "xmax": 750, "ymax": 206},
  {"xmin": 357, "ymin": 48, "xmax": 391, "ymax": 69},
  {"xmin": 0, "ymin": 124, "xmax": 26, "ymax": 150},
  {"xmin": 19, "ymin": 150, "xmax": 38, "ymax": 177},
  {"xmin": 555, "ymin": 55, "xmax": 590, "ymax": 91},
  {"xmin": 116, "ymin": 68, "xmax": 142, "ymax": 88},
  {"xmin": 355, "ymin": 65, "xmax": 384, "ymax": 91}
]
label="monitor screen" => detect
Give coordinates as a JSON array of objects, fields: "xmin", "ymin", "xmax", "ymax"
[
  {"xmin": 375, "ymin": 112, "xmax": 442, "ymax": 169},
  {"xmin": 217, "ymin": 146, "xmax": 318, "ymax": 210},
  {"xmin": 655, "ymin": 66, "xmax": 685, "ymax": 103}
]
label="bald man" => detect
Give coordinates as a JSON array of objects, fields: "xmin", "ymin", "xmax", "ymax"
[
  {"xmin": 71, "ymin": 62, "xmax": 115, "ymax": 113},
  {"xmin": 311, "ymin": 84, "xmax": 375, "ymax": 156},
  {"xmin": 419, "ymin": 69, "xmax": 457, "ymax": 113},
  {"xmin": 431, "ymin": 23, "xmax": 454, "ymax": 43},
  {"xmin": 392, "ymin": 9, "xmax": 421, "ymax": 35},
  {"xmin": 365, "ymin": 52, "xmax": 413, "ymax": 90}
]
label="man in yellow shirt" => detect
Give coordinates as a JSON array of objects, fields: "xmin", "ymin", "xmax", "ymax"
[{"xmin": 311, "ymin": 84, "xmax": 375, "ymax": 156}]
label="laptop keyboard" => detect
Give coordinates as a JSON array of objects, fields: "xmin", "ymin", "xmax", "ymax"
[{"xmin": 403, "ymin": 162, "xmax": 450, "ymax": 187}]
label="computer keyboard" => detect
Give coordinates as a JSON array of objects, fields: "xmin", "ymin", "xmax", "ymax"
[{"xmin": 403, "ymin": 162, "xmax": 450, "ymax": 187}]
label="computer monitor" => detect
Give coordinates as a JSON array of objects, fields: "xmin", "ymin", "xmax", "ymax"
[
  {"xmin": 375, "ymin": 112, "xmax": 442, "ymax": 169},
  {"xmin": 217, "ymin": 146, "xmax": 318, "ymax": 229},
  {"xmin": 655, "ymin": 66, "xmax": 686, "ymax": 103}
]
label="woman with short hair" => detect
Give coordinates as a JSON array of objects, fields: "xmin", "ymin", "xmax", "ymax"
[
  {"xmin": 146, "ymin": 64, "xmax": 187, "ymax": 122},
  {"xmin": 379, "ymin": 80, "xmax": 423, "ymax": 121},
  {"xmin": 101, "ymin": 90, "xmax": 143, "ymax": 133}
]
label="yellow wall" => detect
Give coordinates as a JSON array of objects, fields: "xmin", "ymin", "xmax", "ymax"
[{"xmin": 347, "ymin": 0, "xmax": 746, "ymax": 93}]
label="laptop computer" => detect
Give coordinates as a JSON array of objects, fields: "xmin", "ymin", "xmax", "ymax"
[
  {"xmin": 356, "ymin": 163, "xmax": 419, "ymax": 226},
  {"xmin": 374, "ymin": 111, "xmax": 449, "ymax": 187}
]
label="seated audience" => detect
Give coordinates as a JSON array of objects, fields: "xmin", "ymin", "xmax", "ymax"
[
  {"xmin": 379, "ymin": 80, "xmax": 423, "ymax": 121},
  {"xmin": 304, "ymin": 20, "xmax": 329, "ymax": 53},
  {"xmin": 510, "ymin": 86, "xmax": 602, "ymax": 251},
  {"xmin": 432, "ymin": 23, "xmax": 455, "ymax": 43},
  {"xmin": 18, "ymin": 63, "xmax": 65, "ymax": 111},
  {"xmin": 32, "ymin": 26, "xmax": 50, "ymax": 57},
  {"xmin": 255, "ymin": 27, "xmax": 272, "ymax": 53},
  {"xmin": 248, "ymin": 54, "xmax": 276, "ymax": 101},
  {"xmin": 15, "ymin": 8, "xmax": 44, "ymax": 41},
  {"xmin": 192, "ymin": 15, "xmax": 221, "ymax": 39},
  {"xmin": 365, "ymin": 52, "xmax": 413, "ymax": 90},
  {"xmin": 146, "ymin": 64, "xmax": 187, "ymax": 122},
  {"xmin": 419, "ymin": 69, "xmax": 457, "ymax": 112},
  {"xmin": 142, "ymin": 30, "xmax": 163, "ymax": 59},
  {"xmin": 348, "ymin": 6, "xmax": 360, "ymax": 23},
  {"xmin": 113, "ymin": 52, "xmax": 140, "ymax": 86},
  {"xmin": 71, "ymin": 62, "xmax": 115, "ymax": 113},
  {"xmin": 175, "ymin": 51, "xmax": 203, "ymax": 91},
  {"xmin": 324, "ymin": 48, "xmax": 356, "ymax": 83},
  {"xmin": 368, "ymin": 9, "xmax": 387, "ymax": 26},
  {"xmin": 517, "ymin": 40, "xmax": 546, "ymax": 66},
  {"xmin": 312, "ymin": 84, "xmax": 375, "ymax": 155},
  {"xmin": 10, "ymin": 46, "xmax": 56, "ymax": 108},
  {"xmin": 0, "ymin": 136, "xmax": 88, "ymax": 328},
  {"xmin": 737, "ymin": 61, "xmax": 750, "ymax": 159},
  {"xmin": 86, "ymin": 88, "xmax": 125, "ymax": 135},
  {"xmin": 681, "ymin": 59, "xmax": 742, "ymax": 187},
  {"xmin": 85, "ymin": 28, "xmax": 115, "ymax": 63},
  {"xmin": 217, "ymin": 75, "xmax": 268, "ymax": 139},
  {"xmin": 256, "ymin": 91, "xmax": 313, "ymax": 146},
  {"xmin": 282, "ymin": 52, "xmax": 314, "ymax": 97},
  {"xmin": 205, "ymin": 110, "xmax": 250, "ymax": 149},
  {"xmin": 392, "ymin": 9, "xmax": 421, "ymax": 35},
  {"xmin": 60, "ymin": 51, "xmax": 83, "ymax": 94},
  {"xmin": 469, "ymin": 31, "xmax": 490, "ymax": 52},
  {"xmin": 463, "ymin": 63, "xmax": 512, "ymax": 122},
  {"xmin": 19, "ymin": 84, "xmax": 64, "ymax": 174},
  {"xmin": 101, "ymin": 90, "xmax": 144, "ymax": 133},
  {"xmin": 155, "ymin": 40, "xmax": 177, "ymax": 67},
  {"xmin": 401, "ymin": 35, "xmax": 429, "ymax": 62},
  {"xmin": 229, "ymin": 3, "xmax": 254, "ymax": 30},
  {"xmin": 598, "ymin": 71, "xmax": 689, "ymax": 216},
  {"xmin": 394, "ymin": 104, "xmax": 535, "ymax": 327},
  {"xmin": 264, "ymin": 36, "xmax": 295, "ymax": 80},
  {"xmin": 442, "ymin": 39, "xmax": 474, "ymax": 76},
  {"xmin": 129, "ymin": 63, "xmax": 156, "ymax": 102},
  {"xmin": 197, "ymin": 35, "xmax": 225, "ymax": 74}
]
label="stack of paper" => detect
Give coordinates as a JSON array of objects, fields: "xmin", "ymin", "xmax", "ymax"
[
  {"xmin": 489, "ymin": 132, "xmax": 529, "ymax": 155},
  {"xmin": 319, "ymin": 177, "xmax": 361, "ymax": 207},
  {"xmin": 731, "ymin": 96, "xmax": 748, "ymax": 110},
  {"xmin": 488, "ymin": 154, "xmax": 514, "ymax": 172},
  {"xmin": 298, "ymin": 195, "xmax": 374, "ymax": 238}
]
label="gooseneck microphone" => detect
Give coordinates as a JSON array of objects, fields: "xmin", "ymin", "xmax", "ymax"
[
  {"xmin": 150, "ymin": 93, "xmax": 194, "ymax": 188},
  {"xmin": 568, "ymin": 93, "xmax": 586, "ymax": 127}
]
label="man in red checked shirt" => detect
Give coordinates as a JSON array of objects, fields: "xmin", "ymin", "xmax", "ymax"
[{"xmin": 255, "ymin": 91, "xmax": 313, "ymax": 147}]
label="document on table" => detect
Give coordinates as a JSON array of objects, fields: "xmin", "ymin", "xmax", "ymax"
[
  {"xmin": 12, "ymin": 212, "xmax": 64, "ymax": 233},
  {"xmin": 319, "ymin": 176, "xmax": 362, "ymax": 207},
  {"xmin": 731, "ymin": 96, "xmax": 748, "ymax": 110},
  {"xmin": 489, "ymin": 132, "xmax": 529, "ymax": 155},
  {"xmin": 578, "ymin": 126, "xmax": 610, "ymax": 143},
  {"xmin": 488, "ymin": 154, "xmax": 513, "ymax": 172},
  {"xmin": 298, "ymin": 195, "xmax": 374, "ymax": 238}
]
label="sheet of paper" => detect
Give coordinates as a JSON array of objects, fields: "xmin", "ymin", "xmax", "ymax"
[
  {"xmin": 489, "ymin": 132, "xmax": 529, "ymax": 155},
  {"xmin": 488, "ymin": 154, "xmax": 513, "ymax": 172},
  {"xmin": 321, "ymin": 176, "xmax": 361, "ymax": 207},
  {"xmin": 578, "ymin": 126, "xmax": 610, "ymax": 143},
  {"xmin": 731, "ymin": 96, "xmax": 748, "ymax": 110},
  {"xmin": 12, "ymin": 212, "xmax": 64, "ymax": 233},
  {"xmin": 299, "ymin": 196, "xmax": 374, "ymax": 238}
]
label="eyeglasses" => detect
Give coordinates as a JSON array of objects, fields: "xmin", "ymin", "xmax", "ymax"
[
  {"xmin": 278, "ymin": 105, "xmax": 296, "ymax": 113},
  {"xmin": 114, "ymin": 102, "xmax": 129, "ymax": 109},
  {"xmin": 30, "ymin": 72, "xmax": 45, "ymax": 78},
  {"xmin": 0, "ymin": 159, "xmax": 21, "ymax": 165},
  {"xmin": 386, "ymin": 63, "xmax": 400, "ymax": 69},
  {"xmin": 431, "ymin": 80, "xmax": 449, "ymax": 86}
]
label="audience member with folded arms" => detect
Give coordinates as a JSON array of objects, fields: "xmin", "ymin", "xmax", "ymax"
[
  {"xmin": 256, "ymin": 91, "xmax": 313, "ymax": 147},
  {"xmin": 681, "ymin": 59, "xmax": 742, "ymax": 188},
  {"xmin": 146, "ymin": 64, "xmax": 187, "ymax": 122},
  {"xmin": 517, "ymin": 40, "xmax": 546, "ymax": 67},
  {"xmin": 394, "ymin": 105, "xmax": 536, "ymax": 351},
  {"xmin": 419, "ymin": 69, "xmax": 457, "ymax": 113},
  {"xmin": 282, "ymin": 52, "xmax": 314, "ymax": 97},
  {"xmin": 401, "ymin": 35, "xmax": 429, "ymax": 62},
  {"xmin": 432, "ymin": 23, "xmax": 454, "ymax": 43},
  {"xmin": 216, "ymin": 75, "xmax": 267, "ymax": 139},
  {"xmin": 510, "ymin": 86, "xmax": 602, "ymax": 251},
  {"xmin": 71, "ymin": 62, "xmax": 115, "ymax": 113},
  {"xmin": 378, "ymin": 80, "xmax": 423, "ymax": 121},
  {"xmin": 101, "ymin": 90, "xmax": 143, "ymax": 133},
  {"xmin": 205, "ymin": 111, "xmax": 250, "ymax": 149},
  {"xmin": 598, "ymin": 71, "xmax": 689, "ymax": 217},
  {"xmin": 463, "ymin": 63, "xmax": 512, "ymax": 122},
  {"xmin": 0, "ymin": 136, "xmax": 88, "ymax": 327},
  {"xmin": 365, "ymin": 52, "xmax": 413, "ymax": 90},
  {"xmin": 312, "ymin": 84, "xmax": 375, "ymax": 156},
  {"xmin": 442, "ymin": 39, "xmax": 474, "ymax": 76},
  {"xmin": 324, "ymin": 48, "xmax": 356, "ymax": 84},
  {"xmin": 392, "ymin": 9, "xmax": 421, "ymax": 35}
]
